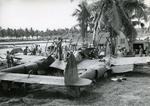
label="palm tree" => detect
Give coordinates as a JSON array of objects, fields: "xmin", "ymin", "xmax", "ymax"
[
  {"xmin": 72, "ymin": 1, "xmax": 90, "ymax": 43},
  {"xmin": 90, "ymin": 0, "xmax": 147, "ymax": 54},
  {"xmin": 90, "ymin": 0, "xmax": 124, "ymax": 54}
]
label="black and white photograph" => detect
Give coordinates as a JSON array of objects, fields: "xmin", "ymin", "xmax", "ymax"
[{"xmin": 0, "ymin": 0, "xmax": 150, "ymax": 105}]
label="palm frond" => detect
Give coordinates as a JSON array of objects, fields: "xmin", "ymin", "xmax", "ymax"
[
  {"xmin": 72, "ymin": 1, "xmax": 91, "ymax": 42},
  {"xmin": 117, "ymin": 2, "xmax": 137, "ymax": 40},
  {"xmin": 72, "ymin": 9, "xmax": 80, "ymax": 16},
  {"xmin": 107, "ymin": 0, "xmax": 122, "ymax": 33},
  {"xmin": 122, "ymin": 0, "xmax": 147, "ymax": 21},
  {"xmin": 135, "ymin": 6, "xmax": 147, "ymax": 21}
]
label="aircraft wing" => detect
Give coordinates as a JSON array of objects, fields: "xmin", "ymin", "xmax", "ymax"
[
  {"xmin": 14, "ymin": 54, "xmax": 47, "ymax": 64},
  {"xmin": 111, "ymin": 57, "xmax": 150, "ymax": 65},
  {"xmin": 0, "ymin": 72, "xmax": 91, "ymax": 87},
  {"xmin": 111, "ymin": 57, "xmax": 150, "ymax": 73}
]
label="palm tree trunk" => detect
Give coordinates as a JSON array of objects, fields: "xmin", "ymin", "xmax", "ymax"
[
  {"xmin": 129, "ymin": 32, "xmax": 134, "ymax": 53},
  {"xmin": 92, "ymin": 1, "xmax": 105, "ymax": 46},
  {"xmin": 81, "ymin": 20, "xmax": 87, "ymax": 44}
]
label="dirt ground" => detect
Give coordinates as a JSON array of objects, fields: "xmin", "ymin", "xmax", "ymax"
[{"xmin": 0, "ymin": 70, "xmax": 150, "ymax": 106}]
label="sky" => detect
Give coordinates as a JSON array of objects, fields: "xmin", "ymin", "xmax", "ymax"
[
  {"xmin": 145, "ymin": 0, "xmax": 150, "ymax": 7},
  {"xmin": 0, "ymin": 0, "xmax": 79, "ymax": 31},
  {"xmin": 0, "ymin": 0, "xmax": 149, "ymax": 31}
]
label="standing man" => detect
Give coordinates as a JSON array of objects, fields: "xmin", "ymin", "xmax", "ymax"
[
  {"xmin": 6, "ymin": 51, "xmax": 12, "ymax": 67},
  {"xmin": 23, "ymin": 46, "xmax": 29, "ymax": 55},
  {"xmin": 139, "ymin": 45, "xmax": 143, "ymax": 57},
  {"xmin": 57, "ymin": 37, "xmax": 63, "ymax": 60}
]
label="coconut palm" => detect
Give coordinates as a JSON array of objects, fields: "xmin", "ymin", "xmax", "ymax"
[
  {"xmin": 72, "ymin": 1, "xmax": 90, "ymax": 43},
  {"xmin": 91, "ymin": 0, "xmax": 125, "ymax": 54},
  {"xmin": 90, "ymin": 0, "xmax": 147, "ymax": 54}
]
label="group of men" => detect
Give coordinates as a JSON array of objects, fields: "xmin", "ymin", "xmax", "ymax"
[
  {"xmin": 47, "ymin": 37, "xmax": 71, "ymax": 61},
  {"xmin": 134, "ymin": 45, "xmax": 150, "ymax": 57},
  {"xmin": 23, "ymin": 45, "xmax": 42, "ymax": 55},
  {"xmin": 48, "ymin": 37, "xmax": 101, "ymax": 61},
  {"xmin": 116, "ymin": 45, "xmax": 150, "ymax": 57},
  {"xmin": 6, "ymin": 44, "xmax": 42, "ymax": 68}
]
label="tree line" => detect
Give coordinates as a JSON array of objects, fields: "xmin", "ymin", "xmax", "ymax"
[{"xmin": 0, "ymin": 27, "xmax": 80, "ymax": 40}]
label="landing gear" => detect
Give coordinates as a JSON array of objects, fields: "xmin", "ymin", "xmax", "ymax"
[
  {"xmin": 103, "ymin": 71, "xmax": 108, "ymax": 78},
  {"xmin": 103, "ymin": 70, "xmax": 112, "ymax": 78},
  {"xmin": 67, "ymin": 86, "xmax": 81, "ymax": 97}
]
